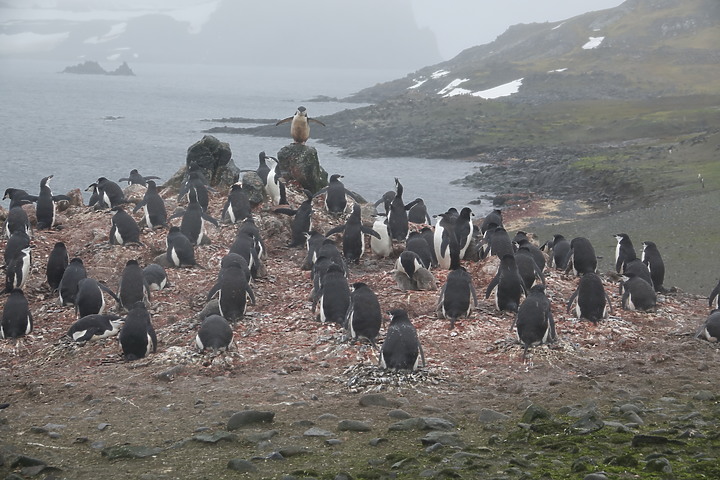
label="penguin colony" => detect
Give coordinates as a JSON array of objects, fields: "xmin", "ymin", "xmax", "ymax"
[{"xmin": 1, "ymin": 146, "xmax": 717, "ymax": 371}]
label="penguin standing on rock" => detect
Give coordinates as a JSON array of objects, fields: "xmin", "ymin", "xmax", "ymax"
[
  {"xmin": 210, "ymin": 254, "xmax": 255, "ymax": 322},
  {"xmin": 345, "ymin": 282, "xmax": 382, "ymax": 346},
  {"xmin": 514, "ymin": 248, "xmax": 545, "ymax": 290},
  {"xmin": 567, "ymin": 272, "xmax": 612, "ymax": 323},
  {"xmin": 58, "ymin": 257, "xmax": 87, "ymax": 306},
  {"xmin": 614, "ymin": 233, "xmax": 636, "ymax": 273},
  {"xmin": 695, "ymin": 309, "xmax": 720, "ymax": 342},
  {"xmin": 514, "ymin": 285, "xmax": 556, "ymax": 360},
  {"xmin": 221, "ymin": 180, "xmax": 252, "ymax": 224},
  {"xmin": 405, "ymin": 231, "xmax": 433, "ymax": 269},
  {"xmin": 325, "ymin": 203, "xmax": 381, "ymax": 263},
  {"xmin": 482, "ymin": 226, "xmax": 514, "ymax": 259},
  {"xmin": 1, "ymin": 289, "xmax": 33, "ymax": 339},
  {"xmin": 379, "ymin": 309, "xmax": 425, "ymax": 371},
  {"xmin": 3, "ymin": 188, "xmax": 37, "ymax": 210},
  {"xmin": 46, "ymin": 242, "xmax": 69, "ymax": 292},
  {"xmin": 166, "ymin": 227, "xmax": 196, "ymax": 267},
  {"xmin": 455, "ymin": 207, "xmax": 475, "ymax": 259},
  {"xmin": 620, "ymin": 273, "xmax": 656, "ymax": 311},
  {"xmin": 314, "ymin": 174, "xmax": 363, "ymax": 214},
  {"xmin": 302, "ymin": 231, "xmax": 326, "ymax": 270},
  {"xmin": 437, "ymin": 267, "xmax": 478, "ymax": 329},
  {"xmin": 133, "ymin": 180, "xmax": 167, "ymax": 229},
  {"xmin": 94, "ymin": 177, "xmax": 127, "ymax": 209},
  {"xmin": 641, "ymin": 241, "xmax": 666, "ymax": 293},
  {"xmin": 485, "ymin": 254, "xmax": 526, "ymax": 313},
  {"xmin": 118, "ymin": 169, "xmax": 160, "ymax": 187},
  {"xmin": 394, "ymin": 250, "xmax": 437, "ymax": 291},
  {"xmin": 387, "ymin": 178, "xmax": 409, "ymax": 241},
  {"xmin": 67, "ymin": 314, "xmax": 123, "ymax": 342},
  {"xmin": 4, "ymin": 206, "xmax": 30, "ymax": 237},
  {"xmin": 256, "ymin": 152, "xmax": 285, "ymax": 205},
  {"xmin": 36, "ymin": 175, "xmax": 70, "ymax": 229},
  {"xmin": 275, "ymin": 106, "xmax": 325, "ymax": 144},
  {"xmin": 109, "ymin": 206, "xmax": 142, "ymax": 245},
  {"xmin": 118, "ymin": 302, "xmax": 157, "ymax": 361},
  {"xmin": 196, "ymin": 315, "xmax": 234, "ymax": 351},
  {"xmin": 480, "ymin": 209, "xmax": 503, "ymax": 235},
  {"xmin": 514, "ymin": 233, "xmax": 546, "ymax": 271}
]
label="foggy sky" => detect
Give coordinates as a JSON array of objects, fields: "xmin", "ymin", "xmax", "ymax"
[{"xmin": 1, "ymin": 0, "xmax": 627, "ymax": 60}]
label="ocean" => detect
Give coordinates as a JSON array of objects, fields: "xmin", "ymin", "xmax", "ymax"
[{"xmin": 0, "ymin": 59, "xmax": 491, "ymax": 217}]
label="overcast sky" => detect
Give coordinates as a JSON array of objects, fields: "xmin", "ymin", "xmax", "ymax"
[{"xmin": 1, "ymin": 0, "xmax": 626, "ymax": 59}]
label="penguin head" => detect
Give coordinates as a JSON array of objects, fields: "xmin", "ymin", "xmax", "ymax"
[
  {"xmin": 40, "ymin": 175, "xmax": 53, "ymax": 187},
  {"xmin": 615, "ymin": 233, "xmax": 630, "ymax": 243},
  {"xmin": 69, "ymin": 257, "xmax": 84, "ymax": 265},
  {"xmin": 146, "ymin": 180, "xmax": 157, "ymax": 190},
  {"xmin": 459, "ymin": 207, "xmax": 474, "ymax": 219},
  {"xmin": 553, "ymin": 233, "xmax": 565, "ymax": 242},
  {"xmin": 125, "ymin": 259, "xmax": 140, "ymax": 267},
  {"xmin": 642, "ymin": 241, "xmax": 656, "ymax": 251},
  {"xmin": 330, "ymin": 174, "xmax": 344, "ymax": 182},
  {"xmin": 388, "ymin": 309, "xmax": 409, "ymax": 323},
  {"xmin": 351, "ymin": 282, "xmax": 367, "ymax": 291},
  {"xmin": 296, "ymin": 106, "xmax": 307, "ymax": 116}
]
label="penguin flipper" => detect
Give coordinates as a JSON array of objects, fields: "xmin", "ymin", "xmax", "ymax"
[
  {"xmin": 485, "ymin": 276, "xmax": 499, "ymax": 299},
  {"xmin": 207, "ymin": 283, "xmax": 220, "ymax": 302},
  {"xmin": 98, "ymin": 283, "xmax": 121, "ymax": 304},
  {"xmin": 274, "ymin": 207, "xmax": 298, "ymax": 216},
  {"xmin": 118, "ymin": 177, "xmax": 131, "ymax": 183},
  {"xmin": 52, "ymin": 195, "xmax": 71, "ymax": 202},
  {"xmin": 361, "ymin": 226, "xmax": 382, "ymax": 239},
  {"xmin": 275, "ymin": 116, "xmax": 293, "ymax": 126},
  {"xmin": 345, "ymin": 190, "xmax": 364, "ymax": 203},
  {"xmin": 132, "ymin": 199, "xmax": 147, "ymax": 213},
  {"xmin": 168, "ymin": 209, "xmax": 186, "ymax": 221},
  {"xmin": 246, "ymin": 285, "xmax": 256, "ymax": 306},
  {"xmin": 470, "ymin": 283, "xmax": 479, "ymax": 308},
  {"xmin": 566, "ymin": 288, "xmax": 579, "ymax": 314},
  {"xmin": 708, "ymin": 283, "xmax": 720, "ymax": 308},
  {"xmin": 202, "ymin": 212, "xmax": 220, "ymax": 227},
  {"xmin": 325, "ymin": 225, "xmax": 345, "ymax": 237},
  {"xmin": 308, "ymin": 117, "xmax": 326, "ymax": 127},
  {"xmin": 143, "ymin": 175, "xmax": 161, "ymax": 181},
  {"xmin": 312, "ymin": 187, "xmax": 328, "ymax": 198}
]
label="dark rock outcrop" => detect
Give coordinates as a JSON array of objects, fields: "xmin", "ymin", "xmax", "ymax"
[
  {"xmin": 276, "ymin": 144, "xmax": 328, "ymax": 194},
  {"xmin": 61, "ymin": 60, "xmax": 135, "ymax": 76}
]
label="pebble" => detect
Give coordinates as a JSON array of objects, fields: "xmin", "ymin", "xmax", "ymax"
[
  {"xmin": 303, "ymin": 427, "xmax": 334, "ymax": 437},
  {"xmin": 337, "ymin": 419, "xmax": 372, "ymax": 432},
  {"xmin": 358, "ymin": 393, "xmax": 403, "ymax": 408},
  {"xmin": 226, "ymin": 458, "xmax": 258, "ymax": 473},
  {"xmin": 388, "ymin": 409, "xmax": 412, "ymax": 419},
  {"xmin": 478, "ymin": 409, "xmax": 510, "ymax": 424},
  {"xmin": 226, "ymin": 410, "xmax": 275, "ymax": 430}
]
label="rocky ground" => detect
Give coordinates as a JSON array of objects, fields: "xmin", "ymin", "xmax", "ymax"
[{"xmin": 1, "ymin": 181, "xmax": 719, "ymax": 480}]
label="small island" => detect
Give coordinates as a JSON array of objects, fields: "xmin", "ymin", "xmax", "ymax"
[{"xmin": 62, "ymin": 60, "xmax": 135, "ymax": 76}]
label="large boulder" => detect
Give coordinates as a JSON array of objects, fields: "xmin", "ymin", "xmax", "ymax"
[
  {"xmin": 185, "ymin": 135, "xmax": 236, "ymax": 185},
  {"xmin": 276, "ymin": 144, "xmax": 328, "ymax": 194}
]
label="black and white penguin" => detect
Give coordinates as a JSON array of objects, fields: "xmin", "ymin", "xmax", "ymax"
[
  {"xmin": 221, "ymin": 180, "xmax": 252, "ymax": 224},
  {"xmin": 641, "ymin": 241, "xmax": 666, "ymax": 293},
  {"xmin": 4, "ymin": 206, "xmax": 30, "ymax": 237},
  {"xmin": 301, "ymin": 230, "xmax": 326, "ymax": 271},
  {"xmin": 480, "ymin": 209, "xmax": 503, "ymax": 235},
  {"xmin": 621, "ymin": 257, "xmax": 653, "ymax": 292},
  {"xmin": 1, "ymin": 289, "xmax": 33, "ymax": 339},
  {"xmin": 513, "ymin": 234, "xmax": 546, "ymax": 271},
  {"xmin": 166, "ymin": 226, "xmax": 196, "ymax": 267},
  {"xmin": 256, "ymin": 152, "xmax": 284, "ymax": 205},
  {"xmin": 345, "ymin": 282, "xmax": 382, "ymax": 346},
  {"xmin": 567, "ymin": 272, "xmax": 612, "ymax": 323},
  {"xmin": 370, "ymin": 216, "xmax": 393, "ymax": 258},
  {"xmin": 36, "ymin": 175, "xmax": 70, "ymax": 229},
  {"xmin": 325, "ymin": 203, "xmax": 381, "ymax": 263},
  {"xmin": 387, "ymin": 178, "xmax": 409, "ymax": 241},
  {"xmin": 67, "ymin": 314, "xmax": 123, "ymax": 342},
  {"xmin": 379, "ymin": 309, "xmax": 425, "ymax": 371},
  {"xmin": 433, "ymin": 210, "xmax": 460, "ymax": 270},
  {"xmin": 314, "ymin": 173, "xmax": 356, "ymax": 214},
  {"xmin": 437, "ymin": 267, "xmax": 478, "ymax": 329},
  {"xmin": 275, "ymin": 189, "xmax": 313, "ymax": 247},
  {"xmin": 132, "ymin": 180, "xmax": 167, "ymax": 229},
  {"xmin": 229, "ymin": 231, "xmax": 262, "ymax": 279},
  {"xmin": 614, "ymin": 233, "xmax": 636, "ymax": 273},
  {"xmin": 46, "ymin": 242, "xmax": 69, "ymax": 292},
  {"xmin": 313, "ymin": 263, "xmax": 350, "ymax": 325},
  {"xmin": 118, "ymin": 302, "xmax": 157, "ymax": 361},
  {"xmin": 237, "ymin": 216, "xmax": 266, "ymax": 260},
  {"xmin": 405, "ymin": 198, "xmax": 432, "ymax": 224},
  {"xmin": 169, "ymin": 188, "xmax": 218, "ymax": 246},
  {"xmin": 565, "ymin": 237, "xmax": 597, "ymax": 276},
  {"xmin": 514, "ymin": 285, "xmax": 556, "ymax": 360},
  {"xmin": 394, "ymin": 250, "xmax": 425, "ymax": 290},
  {"xmin": 3, "ymin": 230, "xmax": 30, "ymax": 267},
  {"xmin": 405, "ymin": 231, "xmax": 433, "ymax": 269},
  {"xmin": 483, "ymin": 225, "xmax": 514, "ymax": 259},
  {"xmin": 74, "ymin": 277, "xmax": 120, "ymax": 318},
  {"xmin": 275, "ymin": 105, "xmax": 326, "ymax": 144},
  {"xmin": 109, "ymin": 206, "xmax": 142, "ymax": 245},
  {"xmin": 118, "ymin": 169, "xmax": 160, "ymax": 187},
  {"xmin": 207, "ymin": 253, "xmax": 252, "ymax": 301},
  {"xmin": 3, "ymin": 188, "xmax": 37, "ymax": 210},
  {"xmin": 118, "ymin": 259, "xmax": 150, "ymax": 310},
  {"xmin": 211, "ymin": 254, "xmax": 255, "ymax": 322},
  {"xmin": 86, "ymin": 182, "xmax": 107, "ymax": 210},
  {"xmin": 455, "ymin": 207, "xmax": 475, "ymax": 259},
  {"xmin": 178, "ymin": 169, "xmax": 211, "ymax": 212},
  {"xmin": 514, "ymin": 249, "xmax": 545, "ymax": 290},
  {"xmin": 58, "ymin": 257, "xmax": 87, "ymax": 306},
  {"xmin": 95, "ymin": 177, "xmax": 127, "ymax": 208},
  {"xmin": 620, "ymin": 273, "xmax": 657, "ymax": 311},
  {"xmin": 709, "ymin": 278, "xmax": 720, "ymax": 310},
  {"xmin": 695, "ymin": 309, "xmax": 720, "ymax": 342},
  {"xmin": 196, "ymin": 314, "xmax": 234, "ymax": 351},
  {"xmin": 310, "ymin": 253, "xmax": 346, "ymax": 304},
  {"xmin": 420, "ymin": 226, "xmax": 438, "ymax": 267},
  {"xmin": 4, "ymin": 246, "xmax": 31, "ymax": 293},
  {"xmin": 548, "ymin": 234, "xmax": 571, "ymax": 269},
  {"xmin": 485, "ymin": 254, "xmax": 526, "ymax": 313},
  {"xmin": 143, "ymin": 264, "xmax": 168, "ymax": 291}
]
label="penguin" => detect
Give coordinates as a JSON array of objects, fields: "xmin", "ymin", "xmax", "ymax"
[
  {"xmin": 514, "ymin": 249, "xmax": 545, "ymax": 290},
  {"xmin": 620, "ymin": 273, "xmax": 657, "ymax": 311},
  {"xmin": 405, "ymin": 198, "xmax": 431, "ymax": 224},
  {"xmin": 405, "ymin": 231, "xmax": 433, "ymax": 269},
  {"xmin": 565, "ymin": 237, "xmax": 597, "ymax": 276},
  {"xmin": 369, "ymin": 216, "xmax": 392, "ymax": 258},
  {"xmin": 132, "ymin": 180, "xmax": 167, "ymax": 229},
  {"xmin": 433, "ymin": 209, "xmax": 460, "ymax": 270},
  {"xmin": 567, "ymin": 272, "xmax": 612, "ymax": 323},
  {"xmin": 379, "ymin": 309, "xmax": 425, "ymax": 371},
  {"xmin": 420, "ymin": 226, "xmax": 438, "ymax": 267},
  {"xmin": 548, "ymin": 234, "xmax": 571, "ymax": 269},
  {"xmin": 275, "ymin": 105, "xmax": 326, "ymax": 144},
  {"xmin": 695, "ymin": 309, "xmax": 720, "ymax": 342},
  {"xmin": 310, "ymin": 253, "xmax": 346, "ymax": 305},
  {"xmin": 169, "ymin": 187, "xmax": 219, "ymax": 245},
  {"xmin": 0, "ymin": 289, "xmax": 33, "ymax": 339},
  {"xmin": 58, "ymin": 257, "xmax": 87, "ymax": 306},
  {"xmin": 118, "ymin": 259, "xmax": 150, "ymax": 310},
  {"xmin": 196, "ymin": 314, "xmax": 234, "ymax": 351},
  {"xmin": 614, "ymin": 233, "xmax": 636, "ymax": 273},
  {"xmin": 641, "ymin": 241, "xmax": 666, "ymax": 293},
  {"xmin": 514, "ymin": 285, "xmax": 556, "ymax": 360},
  {"xmin": 178, "ymin": 170, "xmax": 211, "ymax": 212},
  {"xmin": 709, "ymin": 278, "xmax": 720, "ymax": 310},
  {"xmin": 437, "ymin": 267, "xmax": 478, "ymax": 329},
  {"xmin": 46, "ymin": 242, "xmax": 69, "ymax": 292},
  {"xmin": 74, "ymin": 277, "xmax": 120, "ymax": 318},
  {"xmin": 118, "ymin": 302, "xmax": 157, "ymax": 361},
  {"xmin": 485, "ymin": 254, "xmax": 526, "ymax": 313},
  {"xmin": 256, "ymin": 152, "xmax": 284, "ymax": 205},
  {"xmin": 483, "ymin": 225, "xmax": 514, "ymax": 259},
  {"xmin": 210, "ymin": 254, "xmax": 255, "ymax": 322},
  {"xmin": 166, "ymin": 227, "xmax": 196, "ymax": 267},
  {"xmin": 4, "ymin": 246, "xmax": 31, "ymax": 294},
  {"xmin": 314, "ymin": 174, "xmax": 364, "ymax": 214},
  {"xmin": 513, "ymin": 235, "xmax": 546, "ymax": 271},
  {"xmin": 387, "ymin": 178, "xmax": 409, "ymax": 241},
  {"xmin": 3, "ymin": 230, "xmax": 30, "ymax": 266},
  {"xmin": 275, "ymin": 189, "xmax": 313, "ymax": 247},
  {"xmin": 325, "ymin": 203, "xmax": 381, "ymax": 263},
  {"xmin": 313, "ymin": 263, "xmax": 350, "ymax": 325},
  {"xmin": 302, "ymin": 230, "xmax": 326, "ymax": 271},
  {"xmin": 94, "ymin": 177, "xmax": 127, "ymax": 208},
  {"xmin": 344, "ymin": 282, "xmax": 382, "ymax": 346},
  {"xmin": 36, "ymin": 175, "xmax": 70, "ymax": 229},
  {"xmin": 67, "ymin": 314, "xmax": 123, "ymax": 342},
  {"xmin": 109, "ymin": 206, "xmax": 142, "ymax": 245},
  {"xmin": 221, "ymin": 180, "xmax": 252, "ymax": 224},
  {"xmin": 480, "ymin": 209, "xmax": 503, "ymax": 235},
  {"xmin": 208, "ymin": 253, "xmax": 253, "ymax": 301},
  {"xmin": 3, "ymin": 188, "xmax": 37, "ymax": 210},
  {"xmin": 118, "ymin": 169, "xmax": 160, "ymax": 186},
  {"xmin": 237, "ymin": 216, "xmax": 266, "ymax": 260},
  {"xmin": 4, "ymin": 206, "xmax": 30, "ymax": 237},
  {"xmin": 455, "ymin": 207, "xmax": 475, "ymax": 259},
  {"xmin": 394, "ymin": 250, "xmax": 428, "ymax": 291},
  {"xmin": 143, "ymin": 264, "xmax": 168, "ymax": 291},
  {"xmin": 86, "ymin": 182, "xmax": 107, "ymax": 210},
  {"xmin": 373, "ymin": 190, "xmax": 395, "ymax": 213},
  {"xmin": 621, "ymin": 256, "xmax": 653, "ymax": 292},
  {"xmin": 229, "ymin": 231, "xmax": 263, "ymax": 279}
]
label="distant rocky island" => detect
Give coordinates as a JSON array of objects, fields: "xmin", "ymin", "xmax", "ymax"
[{"xmin": 61, "ymin": 60, "xmax": 135, "ymax": 76}]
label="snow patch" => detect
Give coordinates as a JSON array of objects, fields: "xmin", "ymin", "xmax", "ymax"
[
  {"xmin": 408, "ymin": 78, "xmax": 427, "ymax": 90},
  {"xmin": 431, "ymin": 69, "xmax": 450, "ymax": 79},
  {"xmin": 548, "ymin": 68, "xmax": 568, "ymax": 73},
  {"xmin": 472, "ymin": 78, "xmax": 523, "ymax": 99},
  {"xmin": 582, "ymin": 36, "xmax": 605, "ymax": 50},
  {"xmin": 438, "ymin": 78, "xmax": 469, "ymax": 96},
  {"xmin": 444, "ymin": 88, "xmax": 472, "ymax": 97},
  {"xmin": 552, "ymin": 22, "xmax": 565, "ymax": 30}
]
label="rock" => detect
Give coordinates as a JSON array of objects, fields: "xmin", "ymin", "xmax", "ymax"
[
  {"xmin": 369, "ymin": 437, "xmax": 388, "ymax": 446},
  {"xmin": 304, "ymin": 427, "xmax": 334, "ymax": 437},
  {"xmin": 571, "ymin": 456, "xmax": 596, "ymax": 473},
  {"xmin": 388, "ymin": 409, "xmax": 412, "ymax": 419},
  {"xmin": 359, "ymin": 393, "xmax": 403, "ymax": 408},
  {"xmin": 10, "ymin": 455, "xmax": 46, "ymax": 468},
  {"xmin": 278, "ymin": 446, "xmax": 310, "ymax": 457},
  {"xmin": 240, "ymin": 171, "xmax": 265, "ymax": 206},
  {"xmin": 276, "ymin": 144, "xmax": 328, "ymax": 193},
  {"xmin": 571, "ymin": 411, "xmax": 605, "ymax": 435},
  {"xmin": 101, "ymin": 445, "xmax": 162, "ymax": 459},
  {"xmin": 388, "ymin": 417, "xmax": 455, "ymax": 432},
  {"xmin": 645, "ymin": 456, "xmax": 672, "ymax": 473},
  {"xmin": 227, "ymin": 458, "xmax": 258, "ymax": 473},
  {"xmin": 420, "ymin": 431, "xmax": 465, "ymax": 447},
  {"xmin": 478, "ymin": 409, "xmax": 510, "ymax": 424},
  {"xmin": 631, "ymin": 434, "xmax": 670, "ymax": 447},
  {"xmin": 192, "ymin": 431, "xmax": 238, "ymax": 443},
  {"xmin": 227, "ymin": 410, "xmax": 275, "ymax": 430},
  {"xmin": 583, "ymin": 474, "xmax": 609, "ymax": 480},
  {"xmin": 244, "ymin": 430, "xmax": 278, "ymax": 443},
  {"xmin": 337, "ymin": 420, "xmax": 372, "ymax": 432},
  {"xmin": 623, "ymin": 411, "xmax": 644, "ymax": 425},
  {"xmin": 521, "ymin": 404, "xmax": 551, "ymax": 423},
  {"xmin": 693, "ymin": 390, "xmax": 716, "ymax": 401}
]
